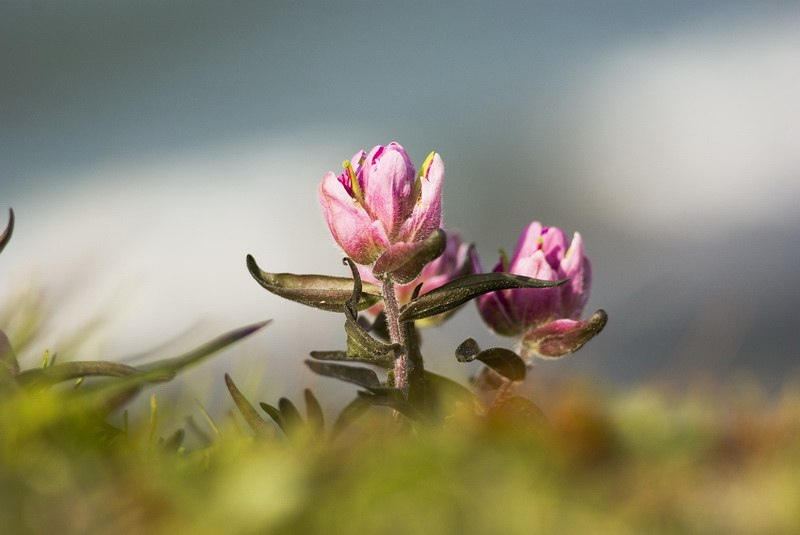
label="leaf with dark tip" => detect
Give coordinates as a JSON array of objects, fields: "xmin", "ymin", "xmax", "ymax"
[
  {"xmin": 400, "ymin": 273, "xmax": 567, "ymax": 322},
  {"xmin": 0, "ymin": 208, "xmax": 14, "ymax": 255},
  {"xmin": 372, "ymin": 229, "xmax": 447, "ymax": 284},
  {"xmin": 259, "ymin": 402, "xmax": 285, "ymax": 431},
  {"xmin": 304, "ymin": 389, "xmax": 325, "ymax": 436},
  {"xmin": 345, "ymin": 316, "xmax": 397, "ymax": 361},
  {"xmin": 305, "ymin": 360, "xmax": 382, "ymax": 389},
  {"xmin": 224, "ymin": 374, "xmax": 272, "ymax": 437},
  {"xmin": 139, "ymin": 321, "xmax": 270, "ymax": 376},
  {"xmin": 309, "ymin": 350, "xmax": 393, "ymax": 368},
  {"xmin": 247, "ymin": 255, "xmax": 381, "ymax": 312},
  {"xmin": 71, "ymin": 321, "xmax": 269, "ymax": 408},
  {"xmin": 278, "ymin": 397, "xmax": 305, "ymax": 434},
  {"xmin": 455, "ymin": 338, "xmax": 481, "ymax": 362},
  {"xmin": 330, "ymin": 396, "xmax": 372, "ymax": 439},
  {"xmin": 458, "ymin": 347, "xmax": 527, "ymax": 382}
]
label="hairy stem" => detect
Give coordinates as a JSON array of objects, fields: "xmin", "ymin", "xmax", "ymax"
[{"xmin": 382, "ymin": 277, "xmax": 410, "ymax": 396}]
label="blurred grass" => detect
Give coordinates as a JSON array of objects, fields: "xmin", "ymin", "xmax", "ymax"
[{"xmin": 2, "ymin": 373, "xmax": 799, "ymax": 534}]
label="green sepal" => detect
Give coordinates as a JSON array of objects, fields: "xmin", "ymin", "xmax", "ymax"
[
  {"xmin": 224, "ymin": 373, "xmax": 273, "ymax": 437},
  {"xmin": 372, "ymin": 229, "xmax": 447, "ymax": 284},
  {"xmin": 305, "ymin": 360, "xmax": 382, "ymax": 390},
  {"xmin": 246, "ymin": 254, "xmax": 381, "ymax": 312},
  {"xmin": 400, "ymin": 273, "xmax": 567, "ymax": 322}
]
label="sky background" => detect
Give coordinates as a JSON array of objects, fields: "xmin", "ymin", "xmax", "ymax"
[{"xmin": 1, "ymin": 1, "xmax": 799, "ymax": 407}]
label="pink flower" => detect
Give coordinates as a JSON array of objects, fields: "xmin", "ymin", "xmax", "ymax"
[
  {"xmin": 476, "ymin": 222, "xmax": 603, "ymax": 357},
  {"xmin": 319, "ymin": 142, "xmax": 444, "ymax": 266}
]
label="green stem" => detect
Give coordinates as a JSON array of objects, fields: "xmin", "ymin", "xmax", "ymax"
[{"xmin": 382, "ymin": 277, "xmax": 410, "ymax": 396}]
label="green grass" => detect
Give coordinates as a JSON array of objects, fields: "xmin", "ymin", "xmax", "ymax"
[{"xmin": 2, "ymin": 376, "xmax": 799, "ymax": 535}]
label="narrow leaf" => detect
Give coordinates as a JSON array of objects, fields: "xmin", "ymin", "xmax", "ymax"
[
  {"xmin": 305, "ymin": 360, "xmax": 381, "ymax": 389},
  {"xmin": 309, "ymin": 350, "xmax": 393, "ymax": 368},
  {"xmin": 17, "ymin": 361, "xmax": 147, "ymax": 389},
  {"xmin": 400, "ymin": 273, "xmax": 567, "ymax": 322},
  {"xmin": 259, "ymin": 402, "xmax": 285, "ymax": 431},
  {"xmin": 304, "ymin": 389, "xmax": 325, "ymax": 436},
  {"xmin": 224, "ymin": 374, "xmax": 272, "ymax": 437},
  {"xmin": 247, "ymin": 255, "xmax": 381, "ymax": 312},
  {"xmin": 0, "ymin": 208, "xmax": 14, "ymax": 255},
  {"xmin": 72, "ymin": 321, "xmax": 269, "ymax": 407},
  {"xmin": 278, "ymin": 397, "xmax": 305, "ymax": 434}
]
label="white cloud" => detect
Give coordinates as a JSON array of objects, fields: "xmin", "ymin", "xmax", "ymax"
[{"xmin": 571, "ymin": 11, "xmax": 800, "ymax": 236}]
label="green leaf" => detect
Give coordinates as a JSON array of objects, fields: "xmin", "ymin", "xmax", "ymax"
[
  {"xmin": 246, "ymin": 254, "xmax": 381, "ymax": 312},
  {"xmin": 473, "ymin": 348, "xmax": 527, "ymax": 382},
  {"xmin": 304, "ymin": 389, "xmax": 325, "ymax": 436},
  {"xmin": 259, "ymin": 402, "xmax": 285, "ymax": 431},
  {"xmin": 372, "ymin": 229, "xmax": 447, "ymax": 284},
  {"xmin": 0, "ymin": 208, "xmax": 14, "ymax": 256},
  {"xmin": 454, "ymin": 338, "xmax": 481, "ymax": 362},
  {"xmin": 455, "ymin": 341, "xmax": 527, "ymax": 382},
  {"xmin": 309, "ymin": 350, "xmax": 393, "ymax": 368},
  {"xmin": 344, "ymin": 316, "xmax": 397, "ymax": 362},
  {"xmin": 400, "ymin": 273, "xmax": 567, "ymax": 322},
  {"xmin": 278, "ymin": 397, "xmax": 306, "ymax": 434},
  {"xmin": 305, "ymin": 360, "xmax": 382, "ymax": 389},
  {"xmin": 224, "ymin": 374, "xmax": 273, "ymax": 437},
  {"xmin": 17, "ymin": 361, "xmax": 146, "ymax": 389},
  {"xmin": 71, "ymin": 321, "xmax": 269, "ymax": 409}
]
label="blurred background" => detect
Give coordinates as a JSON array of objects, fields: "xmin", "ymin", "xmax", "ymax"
[{"xmin": 1, "ymin": 1, "xmax": 798, "ymax": 410}]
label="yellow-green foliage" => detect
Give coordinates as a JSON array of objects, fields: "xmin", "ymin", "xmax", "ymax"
[{"xmin": 2, "ymin": 380, "xmax": 799, "ymax": 535}]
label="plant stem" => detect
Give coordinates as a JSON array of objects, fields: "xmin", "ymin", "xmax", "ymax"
[{"xmin": 381, "ymin": 277, "xmax": 410, "ymax": 396}]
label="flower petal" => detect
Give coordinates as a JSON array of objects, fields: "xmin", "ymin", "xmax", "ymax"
[
  {"xmin": 362, "ymin": 143, "xmax": 417, "ymax": 239},
  {"xmin": 400, "ymin": 152, "xmax": 444, "ymax": 243},
  {"xmin": 319, "ymin": 171, "xmax": 382, "ymax": 264}
]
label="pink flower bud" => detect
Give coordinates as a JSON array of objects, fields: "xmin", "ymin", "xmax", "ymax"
[
  {"xmin": 476, "ymin": 222, "xmax": 601, "ymax": 357},
  {"xmin": 319, "ymin": 142, "xmax": 444, "ymax": 266}
]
